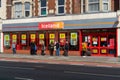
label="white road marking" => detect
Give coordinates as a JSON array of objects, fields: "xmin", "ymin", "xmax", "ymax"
[
  {"xmin": 64, "ymin": 71, "xmax": 120, "ymax": 78},
  {"xmin": 0, "ymin": 66, "xmax": 34, "ymax": 70},
  {"xmin": 14, "ymin": 77, "xmax": 34, "ymax": 80},
  {"xmin": 96, "ymin": 65, "xmax": 113, "ymax": 68}
]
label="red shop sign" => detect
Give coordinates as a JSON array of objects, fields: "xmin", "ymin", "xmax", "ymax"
[{"xmin": 38, "ymin": 22, "xmax": 64, "ymax": 30}]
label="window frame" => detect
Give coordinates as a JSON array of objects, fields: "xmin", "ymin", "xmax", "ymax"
[
  {"xmin": 39, "ymin": 0, "xmax": 47, "ymax": 16},
  {"xmin": 102, "ymin": 0, "xmax": 109, "ymax": 12},
  {"xmin": 24, "ymin": 2, "xmax": 30, "ymax": 17},
  {"xmin": 56, "ymin": 0, "xmax": 65, "ymax": 15},
  {"xmin": 88, "ymin": 0, "xmax": 100, "ymax": 12},
  {"xmin": 14, "ymin": 2, "xmax": 22, "ymax": 18}
]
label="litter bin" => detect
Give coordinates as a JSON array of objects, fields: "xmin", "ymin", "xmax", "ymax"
[{"xmin": 16, "ymin": 45, "xmax": 21, "ymax": 50}]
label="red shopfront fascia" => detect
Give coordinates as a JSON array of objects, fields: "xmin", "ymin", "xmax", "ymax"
[{"xmin": 38, "ymin": 22, "xmax": 64, "ymax": 30}]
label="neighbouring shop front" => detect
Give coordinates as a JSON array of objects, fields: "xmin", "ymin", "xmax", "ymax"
[{"xmin": 2, "ymin": 17, "xmax": 118, "ymax": 57}]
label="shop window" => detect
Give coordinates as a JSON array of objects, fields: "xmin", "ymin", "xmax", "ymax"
[
  {"xmin": 82, "ymin": 35, "xmax": 91, "ymax": 47},
  {"xmin": 107, "ymin": 34, "xmax": 116, "ymax": 54},
  {"xmin": 25, "ymin": 2, "xmax": 30, "ymax": 17},
  {"xmin": 14, "ymin": 2, "xmax": 22, "ymax": 18},
  {"xmin": 69, "ymin": 32, "xmax": 79, "ymax": 51},
  {"xmin": 100, "ymin": 37, "xmax": 107, "ymax": 47},
  {"xmin": 21, "ymin": 33, "xmax": 27, "ymax": 50},
  {"xmin": 39, "ymin": 0, "xmax": 47, "ymax": 16},
  {"xmin": 92, "ymin": 36, "xmax": 98, "ymax": 46},
  {"xmin": 4, "ymin": 34, "xmax": 10, "ymax": 49}
]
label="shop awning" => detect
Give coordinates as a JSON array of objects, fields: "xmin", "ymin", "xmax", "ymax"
[
  {"xmin": 64, "ymin": 17, "xmax": 118, "ymax": 29},
  {"xmin": 2, "ymin": 17, "xmax": 118, "ymax": 32}
]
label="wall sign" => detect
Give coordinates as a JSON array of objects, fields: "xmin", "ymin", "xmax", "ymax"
[{"xmin": 38, "ymin": 22, "xmax": 64, "ymax": 30}]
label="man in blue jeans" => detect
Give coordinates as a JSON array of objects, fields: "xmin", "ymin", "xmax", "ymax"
[
  {"xmin": 55, "ymin": 41, "xmax": 60, "ymax": 56},
  {"xmin": 12, "ymin": 42, "xmax": 16, "ymax": 54}
]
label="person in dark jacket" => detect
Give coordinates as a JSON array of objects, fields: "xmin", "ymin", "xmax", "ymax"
[
  {"xmin": 30, "ymin": 41, "xmax": 35, "ymax": 55},
  {"xmin": 55, "ymin": 41, "xmax": 60, "ymax": 56},
  {"xmin": 49, "ymin": 41, "xmax": 54, "ymax": 56},
  {"xmin": 63, "ymin": 41, "xmax": 69, "ymax": 56}
]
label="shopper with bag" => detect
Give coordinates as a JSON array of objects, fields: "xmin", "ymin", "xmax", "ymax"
[{"xmin": 41, "ymin": 42, "xmax": 46, "ymax": 56}]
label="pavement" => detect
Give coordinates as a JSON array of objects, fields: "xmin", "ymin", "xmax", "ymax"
[{"xmin": 0, "ymin": 53, "xmax": 120, "ymax": 68}]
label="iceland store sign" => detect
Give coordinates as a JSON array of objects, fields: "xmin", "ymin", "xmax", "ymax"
[{"xmin": 38, "ymin": 22, "xmax": 64, "ymax": 30}]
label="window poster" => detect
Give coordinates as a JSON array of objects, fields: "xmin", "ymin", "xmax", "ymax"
[
  {"xmin": 101, "ymin": 37, "xmax": 107, "ymax": 41},
  {"xmin": 30, "ymin": 34, "xmax": 36, "ymax": 42},
  {"xmin": 92, "ymin": 49, "xmax": 98, "ymax": 54},
  {"xmin": 4, "ymin": 34, "xmax": 10, "ymax": 46},
  {"xmin": 92, "ymin": 37, "xmax": 98, "ymax": 46},
  {"xmin": 12, "ymin": 34, "xmax": 17, "ymax": 43},
  {"xmin": 39, "ymin": 34, "xmax": 45, "ymax": 44},
  {"xmin": 101, "ymin": 49, "xmax": 107, "ymax": 54},
  {"xmin": 70, "ymin": 33, "xmax": 77, "ymax": 45},
  {"xmin": 60, "ymin": 33, "xmax": 66, "ymax": 46},
  {"xmin": 49, "ymin": 34, "xmax": 55, "ymax": 44},
  {"xmin": 21, "ymin": 34, "xmax": 26, "ymax": 45},
  {"xmin": 49, "ymin": 34, "xmax": 55, "ymax": 39},
  {"xmin": 109, "ymin": 38, "xmax": 114, "ymax": 49}
]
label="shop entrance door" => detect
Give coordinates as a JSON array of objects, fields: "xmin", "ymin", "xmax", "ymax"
[{"xmin": 82, "ymin": 32, "xmax": 116, "ymax": 56}]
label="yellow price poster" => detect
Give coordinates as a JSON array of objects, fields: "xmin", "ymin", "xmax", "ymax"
[
  {"xmin": 5, "ymin": 35, "xmax": 10, "ymax": 40},
  {"xmin": 21, "ymin": 34, "xmax": 26, "ymax": 39},
  {"xmin": 101, "ymin": 49, "xmax": 107, "ymax": 53},
  {"xmin": 12, "ymin": 34, "xmax": 17, "ymax": 40},
  {"xmin": 30, "ymin": 34, "xmax": 36, "ymax": 39},
  {"xmin": 101, "ymin": 37, "xmax": 107, "ymax": 41},
  {"xmin": 92, "ymin": 49, "xmax": 98, "ymax": 53},
  {"xmin": 50, "ymin": 34, "xmax": 55, "ymax": 39},
  {"xmin": 60, "ymin": 33, "xmax": 65, "ymax": 39},
  {"xmin": 71, "ymin": 33, "xmax": 77, "ymax": 39},
  {"xmin": 39, "ymin": 34, "xmax": 44, "ymax": 39}
]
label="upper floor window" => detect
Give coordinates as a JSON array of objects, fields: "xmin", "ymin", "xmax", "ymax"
[
  {"xmin": 13, "ymin": 1, "xmax": 32, "ymax": 19},
  {"xmin": 81, "ymin": 0, "xmax": 110, "ymax": 13},
  {"xmin": 102, "ymin": 0, "xmax": 109, "ymax": 11},
  {"xmin": 14, "ymin": 2, "xmax": 22, "ymax": 18},
  {"xmin": 25, "ymin": 2, "xmax": 30, "ymax": 17},
  {"xmin": 57, "ymin": 0, "xmax": 65, "ymax": 14},
  {"xmin": 88, "ymin": 0, "xmax": 99, "ymax": 12},
  {"xmin": 40, "ymin": 0, "xmax": 47, "ymax": 16}
]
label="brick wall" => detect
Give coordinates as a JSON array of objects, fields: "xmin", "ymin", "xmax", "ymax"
[
  {"xmin": 34, "ymin": 0, "xmax": 39, "ymax": 16},
  {"xmin": 5, "ymin": 0, "xmax": 120, "ymax": 19},
  {"xmin": 111, "ymin": 0, "xmax": 120, "ymax": 12},
  {"xmin": 6, "ymin": 0, "xmax": 12, "ymax": 19},
  {"xmin": 72, "ymin": 0, "xmax": 80, "ymax": 14}
]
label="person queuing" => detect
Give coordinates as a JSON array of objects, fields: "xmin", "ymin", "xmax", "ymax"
[
  {"xmin": 12, "ymin": 42, "xmax": 16, "ymax": 54},
  {"xmin": 63, "ymin": 41, "xmax": 69, "ymax": 56},
  {"xmin": 55, "ymin": 41, "xmax": 60, "ymax": 56},
  {"xmin": 30, "ymin": 41, "xmax": 36, "ymax": 55},
  {"xmin": 49, "ymin": 41, "xmax": 54, "ymax": 56},
  {"xmin": 41, "ymin": 41, "xmax": 46, "ymax": 56}
]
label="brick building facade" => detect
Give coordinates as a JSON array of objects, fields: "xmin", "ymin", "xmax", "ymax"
[
  {"xmin": 1, "ymin": 0, "xmax": 120, "ymax": 57},
  {"xmin": 5, "ymin": 0, "xmax": 120, "ymax": 19}
]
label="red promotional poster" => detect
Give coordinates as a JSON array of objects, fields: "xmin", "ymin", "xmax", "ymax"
[
  {"xmin": 109, "ymin": 39, "xmax": 114, "ymax": 49},
  {"xmin": 60, "ymin": 33, "xmax": 66, "ymax": 46}
]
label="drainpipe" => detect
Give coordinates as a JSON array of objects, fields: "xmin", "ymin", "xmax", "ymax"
[{"xmin": 0, "ymin": 18, "xmax": 3, "ymax": 53}]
